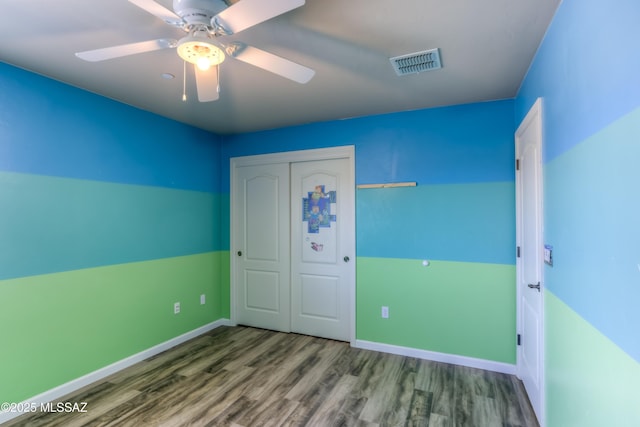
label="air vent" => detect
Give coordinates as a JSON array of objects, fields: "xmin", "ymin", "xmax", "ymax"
[{"xmin": 390, "ymin": 48, "xmax": 441, "ymax": 76}]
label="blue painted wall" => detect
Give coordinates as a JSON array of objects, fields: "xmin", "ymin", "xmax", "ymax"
[
  {"xmin": 6, "ymin": 0, "xmax": 638, "ymax": 421},
  {"xmin": 221, "ymin": 101, "xmax": 514, "ymax": 187},
  {"xmin": 516, "ymin": 0, "xmax": 640, "ymax": 425},
  {"xmin": 223, "ymin": 100, "xmax": 518, "ymax": 363},
  {"xmin": 222, "ymin": 100, "xmax": 516, "ymax": 264},
  {"xmin": 0, "ymin": 62, "xmax": 228, "ymax": 406},
  {"xmin": 0, "ymin": 63, "xmax": 226, "ymax": 280},
  {"xmin": 0, "ymin": 65, "xmax": 219, "ymax": 193}
]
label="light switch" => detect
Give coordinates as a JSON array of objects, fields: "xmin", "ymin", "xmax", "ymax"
[{"xmin": 544, "ymin": 245, "xmax": 553, "ymax": 266}]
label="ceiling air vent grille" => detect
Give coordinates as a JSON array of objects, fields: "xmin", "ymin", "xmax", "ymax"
[{"xmin": 390, "ymin": 48, "xmax": 441, "ymax": 76}]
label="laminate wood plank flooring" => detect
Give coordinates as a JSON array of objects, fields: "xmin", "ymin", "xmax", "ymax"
[{"xmin": 4, "ymin": 326, "xmax": 539, "ymax": 427}]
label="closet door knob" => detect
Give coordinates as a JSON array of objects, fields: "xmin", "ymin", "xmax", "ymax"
[
  {"xmin": 343, "ymin": 256, "xmax": 350, "ymax": 263},
  {"xmin": 237, "ymin": 251, "xmax": 242, "ymax": 256}
]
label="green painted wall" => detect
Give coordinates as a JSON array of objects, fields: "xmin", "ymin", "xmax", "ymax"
[
  {"xmin": 0, "ymin": 252, "xmax": 226, "ymax": 404},
  {"xmin": 218, "ymin": 251, "xmax": 231, "ymax": 319},
  {"xmin": 516, "ymin": 0, "xmax": 640, "ymax": 423},
  {"xmin": 0, "ymin": 63, "xmax": 227, "ymax": 409},
  {"xmin": 545, "ymin": 291, "xmax": 640, "ymax": 426},
  {"xmin": 223, "ymin": 103, "xmax": 517, "ymax": 366},
  {"xmin": 357, "ymin": 257, "xmax": 516, "ymax": 364}
]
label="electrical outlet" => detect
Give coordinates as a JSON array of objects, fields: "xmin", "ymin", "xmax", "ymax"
[
  {"xmin": 200, "ymin": 294, "xmax": 206, "ymax": 305},
  {"xmin": 381, "ymin": 306, "xmax": 389, "ymax": 319},
  {"xmin": 174, "ymin": 302, "xmax": 180, "ymax": 314}
]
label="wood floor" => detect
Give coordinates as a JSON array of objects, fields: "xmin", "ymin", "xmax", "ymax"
[{"xmin": 5, "ymin": 326, "xmax": 539, "ymax": 427}]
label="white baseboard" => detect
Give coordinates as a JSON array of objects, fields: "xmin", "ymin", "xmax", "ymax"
[
  {"xmin": 0, "ymin": 319, "xmax": 232, "ymax": 425},
  {"xmin": 353, "ymin": 339, "xmax": 516, "ymax": 375}
]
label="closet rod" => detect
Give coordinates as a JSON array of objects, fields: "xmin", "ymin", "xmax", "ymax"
[{"xmin": 356, "ymin": 182, "xmax": 417, "ymax": 189}]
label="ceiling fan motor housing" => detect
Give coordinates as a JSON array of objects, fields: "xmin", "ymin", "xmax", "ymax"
[{"xmin": 173, "ymin": 0, "xmax": 228, "ymax": 26}]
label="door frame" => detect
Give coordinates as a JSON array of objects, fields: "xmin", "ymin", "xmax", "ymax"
[
  {"xmin": 515, "ymin": 98, "xmax": 545, "ymax": 425},
  {"xmin": 230, "ymin": 145, "xmax": 356, "ymax": 344}
]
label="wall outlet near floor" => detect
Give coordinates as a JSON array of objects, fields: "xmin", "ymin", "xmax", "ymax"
[
  {"xmin": 381, "ymin": 306, "xmax": 389, "ymax": 319},
  {"xmin": 174, "ymin": 302, "xmax": 181, "ymax": 314},
  {"xmin": 200, "ymin": 294, "xmax": 206, "ymax": 305}
]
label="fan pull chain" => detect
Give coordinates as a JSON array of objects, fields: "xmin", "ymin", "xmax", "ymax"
[
  {"xmin": 182, "ymin": 60, "xmax": 187, "ymax": 101},
  {"xmin": 216, "ymin": 64, "xmax": 220, "ymax": 94}
]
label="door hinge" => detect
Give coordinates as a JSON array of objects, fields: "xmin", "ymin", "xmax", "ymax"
[
  {"xmin": 516, "ymin": 159, "xmax": 520, "ymax": 171},
  {"xmin": 517, "ymin": 246, "xmax": 521, "ymax": 258},
  {"xmin": 517, "ymin": 334, "xmax": 521, "ymax": 346}
]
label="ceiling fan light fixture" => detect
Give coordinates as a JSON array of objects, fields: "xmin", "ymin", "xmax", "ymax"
[
  {"xmin": 75, "ymin": 0, "xmax": 315, "ymax": 104},
  {"xmin": 176, "ymin": 34, "xmax": 225, "ymax": 70}
]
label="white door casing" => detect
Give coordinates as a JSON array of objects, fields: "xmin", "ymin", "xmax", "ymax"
[
  {"xmin": 291, "ymin": 159, "xmax": 354, "ymax": 341},
  {"xmin": 230, "ymin": 146, "xmax": 356, "ymax": 343},
  {"xmin": 515, "ymin": 98, "xmax": 545, "ymax": 425}
]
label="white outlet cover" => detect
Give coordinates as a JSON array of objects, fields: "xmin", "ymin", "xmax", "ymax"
[
  {"xmin": 200, "ymin": 294, "xmax": 206, "ymax": 304},
  {"xmin": 174, "ymin": 302, "xmax": 180, "ymax": 314}
]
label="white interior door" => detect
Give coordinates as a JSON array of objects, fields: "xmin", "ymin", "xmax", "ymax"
[
  {"xmin": 290, "ymin": 159, "xmax": 354, "ymax": 341},
  {"xmin": 516, "ymin": 98, "xmax": 544, "ymax": 425},
  {"xmin": 233, "ymin": 163, "xmax": 290, "ymax": 332}
]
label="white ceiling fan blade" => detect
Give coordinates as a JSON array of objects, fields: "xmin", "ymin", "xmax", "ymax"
[
  {"xmin": 128, "ymin": 0, "xmax": 182, "ymax": 25},
  {"xmin": 227, "ymin": 42, "xmax": 315, "ymax": 84},
  {"xmin": 195, "ymin": 66, "xmax": 220, "ymax": 102},
  {"xmin": 75, "ymin": 39, "xmax": 176, "ymax": 62},
  {"xmin": 214, "ymin": 0, "xmax": 305, "ymax": 35}
]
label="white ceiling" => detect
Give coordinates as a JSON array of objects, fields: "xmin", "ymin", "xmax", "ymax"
[{"xmin": 0, "ymin": 0, "xmax": 560, "ymax": 134}]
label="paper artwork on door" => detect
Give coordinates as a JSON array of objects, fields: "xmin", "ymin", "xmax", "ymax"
[
  {"xmin": 302, "ymin": 185, "xmax": 337, "ymax": 234},
  {"xmin": 311, "ymin": 242, "xmax": 324, "ymax": 252},
  {"xmin": 301, "ymin": 181, "xmax": 337, "ymax": 264}
]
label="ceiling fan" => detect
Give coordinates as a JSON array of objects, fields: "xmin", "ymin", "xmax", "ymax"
[{"xmin": 76, "ymin": 0, "xmax": 315, "ymax": 102}]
